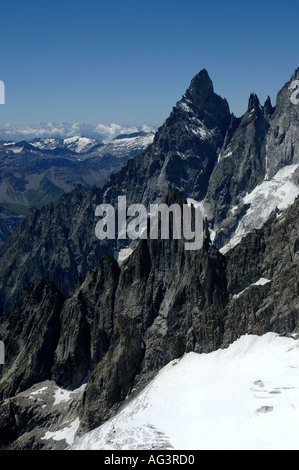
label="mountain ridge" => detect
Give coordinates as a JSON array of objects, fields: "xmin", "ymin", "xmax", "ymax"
[
  {"xmin": 0, "ymin": 131, "xmax": 155, "ymax": 248},
  {"xmin": 0, "ymin": 68, "xmax": 299, "ymax": 449},
  {"xmin": 1, "ymin": 67, "xmax": 298, "ymax": 314}
]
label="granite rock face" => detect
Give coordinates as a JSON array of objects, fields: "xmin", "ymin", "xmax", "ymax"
[
  {"xmin": 0, "ymin": 380, "xmax": 84, "ymax": 450},
  {"xmin": 0, "ymin": 278, "xmax": 65, "ymax": 400},
  {"xmin": 203, "ymin": 68, "xmax": 299, "ymax": 247},
  {"xmin": 103, "ymin": 69, "xmax": 231, "ymax": 209},
  {"xmin": 266, "ymin": 68, "xmax": 299, "ymax": 179},
  {"xmin": 203, "ymin": 93, "xmax": 269, "ymax": 235},
  {"xmin": 0, "ymin": 185, "xmax": 113, "ymax": 313},
  {"xmin": 51, "ymin": 254, "xmax": 121, "ymax": 389}
]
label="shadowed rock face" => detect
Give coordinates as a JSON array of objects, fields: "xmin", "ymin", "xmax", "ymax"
[
  {"xmin": 0, "ymin": 279, "xmax": 65, "ymax": 400},
  {"xmin": 51, "ymin": 254, "xmax": 121, "ymax": 389},
  {"xmin": 203, "ymin": 93, "xmax": 269, "ymax": 232},
  {"xmin": 206, "ymin": 69, "xmax": 299, "ymax": 247}
]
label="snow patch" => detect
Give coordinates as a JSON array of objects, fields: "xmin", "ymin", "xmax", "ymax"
[
  {"xmin": 63, "ymin": 136, "xmax": 95, "ymax": 153},
  {"xmin": 233, "ymin": 278, "xmax": 271, "ymax": 299},
  {"xmin": 53, "ymin": 388, "xmax": 72, "ymax": 405},
  {"xmin": 179, "ymin": 101, "xmax": 193, "ymax": 113},
  {"xmin": 191, "ymin": 127, "xmax": 208, "ymax": 139},
  {"xmin": 114, "ymin": 247, "xmax": 134, "ymax": 265},
  {"xmin": 218, "ymin": 150, "xmax": 232, "ymax": 162},
  {"xmin": 42, "ymin": 418, "xmax": 80, "ymax": 446},
  {"xmin": 29, "ymin": 386, "xmax": 48, "ymax": 398}
]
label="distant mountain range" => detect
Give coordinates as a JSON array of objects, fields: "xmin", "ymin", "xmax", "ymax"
[
  {"xmin": 0, "ymin": 122, "xmax": 155, "ymax": 142},
  {"xmin": 0, "ymin": 131, "xmax": 155, "ymax": 246}
]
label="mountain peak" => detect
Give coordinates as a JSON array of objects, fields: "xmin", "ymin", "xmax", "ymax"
[
  {"xmin": 247, "ymin": 93, "xmax": 260, "ymax": 112},
  {"xmin": 189, "ymin": 69, "xmax": 213, "ymax": 92},
  {"xmin": 185, "ymin": 69, "xmax": 214, "ymax": 110},
  {"xmin": 181, "ymin": 69, "xmax": 230, "ymax": 132},
  {"xmin": 291, "ymin": 67, "xmax": 299, "ymax": 80},
  {"xmin": 263, "ymin": 95, "xmax": 275, "ymax": 119}
]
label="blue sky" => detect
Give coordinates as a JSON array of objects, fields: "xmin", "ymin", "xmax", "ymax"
[{"xmin": 0, "ymin": 0, "xmax": 299, "ymax": 133}]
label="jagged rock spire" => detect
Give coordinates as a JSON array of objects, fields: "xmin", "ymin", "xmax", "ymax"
[
  {"xmin": 185, "ymin": 69, "xmax": 214, "ymax": 109},
  {"xmin": 183, "ymin": 69, "xmax": 231, "ymax": 129},
  {"xmin": 247, "ymin": 93, "xmax": 260, "ymax": 112},
  {"xmin": 263, "ymin": 95, "xmax": 275, "ymax": 119}
]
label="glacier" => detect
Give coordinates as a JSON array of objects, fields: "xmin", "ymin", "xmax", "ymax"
[
  {"xmin": 220, "ymin": 164, "xmax": 299, "ymax": 253},
  {"xmin": 70, "ymin": 333, "xmax": 299, "ymax": 451}
]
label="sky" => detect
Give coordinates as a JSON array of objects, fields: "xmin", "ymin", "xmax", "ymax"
[{"xmin": 0, "ymin": 0, "xmax": 299, "ymax": 138}]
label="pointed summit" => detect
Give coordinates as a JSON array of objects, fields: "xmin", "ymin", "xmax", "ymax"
[
  {"xmin": 264, "ymin": 67, "xmax": 299, "ymax": 179},
  {"xmin": 263, "ymin": 95, "xmax": 275, "ymax": 119},
  {"xmin": 182, "ymin": 69, "xmax": 230, "ymax": 132},
  {"xmin": 291, "ymin": 67, "xmax": 299, "ymax": 81},
  {"xmin": 247, "ymin": 93, "xmax": 260, "ymax": 112},
  {"xmin": 185, "ymin": 69, "xmax": 214, "ymax": 108}
]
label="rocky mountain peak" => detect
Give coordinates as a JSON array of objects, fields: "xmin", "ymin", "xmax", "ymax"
[
  {"xmin": 185, "ymin": 69, "xmax": 214, "ymax": 106},
  {"xmin": 263, "ymin": 95, "xmax": 275, "ymax": 119},
  {"xmin": 183, "ymin": 69, "xmax": 230, "ymax": 129},
  {"xmin": 265, "ymin": 67, "xmax": 299, "ymax": 179},
  {"xmin": 291, "ymin": 67, "xmax": 299, "ymax": 80},
  {"xmin": 247, "ymin": 93, "xmax": 260, "ymax": 111}
]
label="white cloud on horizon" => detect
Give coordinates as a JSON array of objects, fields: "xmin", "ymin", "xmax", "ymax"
[{"xmin": 0, "ymin": 122, "xmax": 156, "ymax": 142}]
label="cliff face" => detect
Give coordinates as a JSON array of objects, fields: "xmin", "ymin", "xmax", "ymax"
[
  {"xmin": 266, "ymin": 68, "xmax": 299, "ymax": 179},
  {"xmin": 202, "ymin": 68, "xmax": 299, "ymax": 248},
  {"xmin": 203, "ymin": 93, "xmax": 269, "ymax": 234},
  {"xmin": 0, "ymin": 191, "xmax": 230, "ymax": 445},
  {"xmin": 0, "ymin": 279, "xmax": 65, "ymax": 400}
]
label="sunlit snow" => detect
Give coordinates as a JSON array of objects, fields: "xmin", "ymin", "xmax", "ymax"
[
  {"xmin": 233, "ymin": 278, "xmax": 271, "ymax": 299},
  {"xmin": 70, "ymin": 333, "xmax": 299, "ymax": 451},
  {"xmin": 43, "ymin": 418, "xmax": 80, "ymax": 446},
  {"xmin": 221, "ymin": 164, "xmax": 299, "ymax": 253}
]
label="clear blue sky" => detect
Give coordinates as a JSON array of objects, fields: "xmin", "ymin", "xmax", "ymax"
[{"xmin": 0, "ymin": 0, "xmax": 299, "ymax": 130}]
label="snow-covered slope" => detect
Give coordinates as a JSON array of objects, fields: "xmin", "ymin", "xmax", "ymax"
[
  {"xmin": 100, "ymin": 132, "xmax": 155, "ymax": 158},
  {"xmin": 29, "ymin": 132, "xmax": 155, "ymax": 156},
  {"xmin": 30, "ymin": 136, "xmax": 100, "ymax": 153},
  {"xmin": 70, "ymin": 333, "xmax": 299, "ymax": 451},
  {"xmin": 220, "ymin": 164, "xmax": 299, "ymax": 253}
]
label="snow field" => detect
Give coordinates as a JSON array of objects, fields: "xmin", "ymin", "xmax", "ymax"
[{"xmin": 70, "ymin": 333, "xmax": 299, "ymax": 450}]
